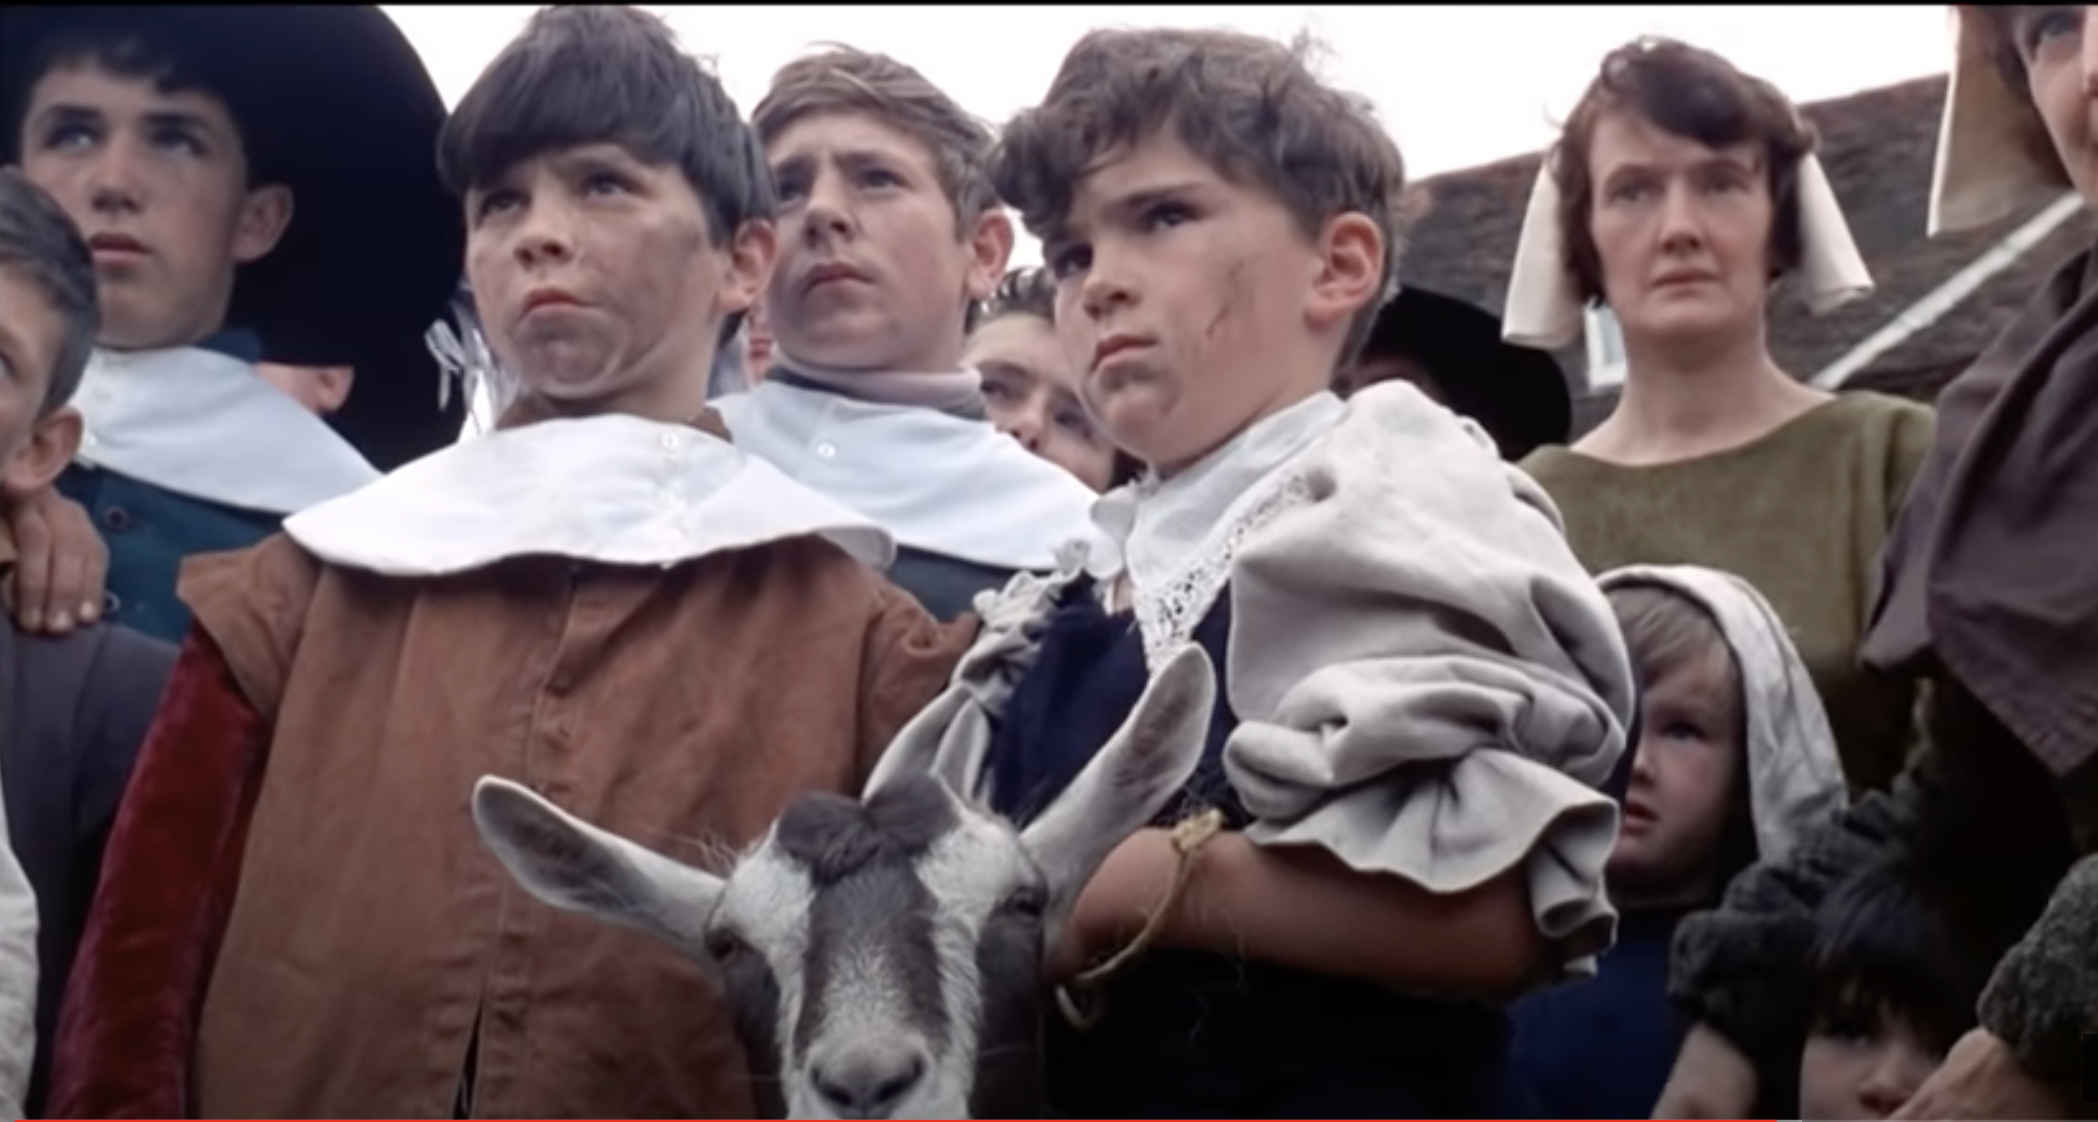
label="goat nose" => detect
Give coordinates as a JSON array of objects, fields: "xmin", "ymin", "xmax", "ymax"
[{"xmin": 809, "ymin": 1041, "xmax": 929, "ymax": 1119}]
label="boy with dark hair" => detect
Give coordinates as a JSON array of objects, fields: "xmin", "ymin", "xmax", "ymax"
[
  {"xmin": 50, "ymin": 9, "xmax": 970, "ymax": 1118},
  {"xmin": 713, "ymin": 46, "xmax": 1096, "ymax": 621},
  {"xmin": 1797, "ymin": 841, "xmax": 2056, "ymax": 1120},
  {"xmin": 0, "ymin": 166, "xmax": 175, "ymax": 1117},
  {"xmin": 0, "ymin": 5, "xmax": 464, "ymax": 644},
  {"xmin": 889, "ymin": 26, "xmax": 1635, "ymax": 1116}
]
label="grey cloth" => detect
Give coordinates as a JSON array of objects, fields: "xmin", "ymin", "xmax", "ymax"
[{"xmin": 879, "ymin": 381, "xmax": 1637, "ymax": 984}]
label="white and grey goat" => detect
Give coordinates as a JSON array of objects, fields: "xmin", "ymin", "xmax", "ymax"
[{"xmin": 471, "ymin": 645, "xmax": 1215, "ymax": 1119}]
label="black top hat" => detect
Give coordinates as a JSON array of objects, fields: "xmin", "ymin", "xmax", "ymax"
[
  {"xmin": 1358, "ymin": 286, "xmax": 1573, "ymax": 462},
  {"xmin": 1, "ymin": 5, "xmax": 465, "ymax": 470}
]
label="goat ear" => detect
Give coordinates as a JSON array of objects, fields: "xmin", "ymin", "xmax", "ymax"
[
  {"xmin": 863, "ymin": 687, "xmax": 985, "ymax": 803},
  {"xmin": 471, "ymin": 776, "xmax": 726, "ymax": 951},
  {"xmin": 1017, "ymin": 644, "xmax": 1215, "ymax": 938}
]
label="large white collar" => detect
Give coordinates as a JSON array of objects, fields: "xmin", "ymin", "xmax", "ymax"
[
  {"xmin": 1089, "ymin": 391, "xmax": 1347, "ymax": 590},
  {"xmin": 285, "ymin": 413, "xmax": 894, "ymax": 577},
  {"xmin": 710, "ymin": 379, "xmax": 1096, "ymax": 571},
  {"xmin": 70, "ymin": 346, "xmax": 379, "ymax": 514}
]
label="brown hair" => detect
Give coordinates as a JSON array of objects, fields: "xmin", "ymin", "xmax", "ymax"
[
  {"xmin": 990, "ymin": 27, "xmax": 1409, "ymax": 366},
  {"xmin": 980, "ymin": 264, "xmax": 1057, "ymax": 326},
  {"xmin": 753, "ymin": 46, "xmax": 1000, "ymax": 235},
  {"xmin": 1609, "ymin": 583, "xmax": 1738, "ymax": 715},
  {"xmin": 0, "ymin": 167, "xmax": 98, "ymax": 415},
  {"xmin": 1551, "ymin": 37, "xmax": 1815, "ymax": 306}
]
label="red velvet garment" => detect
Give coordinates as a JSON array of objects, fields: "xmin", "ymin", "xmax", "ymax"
[{"xmin": 45, "ymin": 628, "xmax": 271, "ymax": 1119}]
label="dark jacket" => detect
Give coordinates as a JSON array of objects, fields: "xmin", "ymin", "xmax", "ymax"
[{"xmin": 0, "ymin": 613, "xmax": 175, "ymax": 1113}]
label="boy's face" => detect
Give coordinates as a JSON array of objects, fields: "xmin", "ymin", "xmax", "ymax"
[
  {"xmin": 965, "ymin": 311, "xmax": 1119, "ymax": 492},
  {"xmin": 1608, "ymin": 641, "xmax": 1744, "ymax": 905},
  {"xmin": 0, "ymin": 268, "xmax": 85, "ymax": 501},
  {"xmin": 765, "ymin": 110, "xmax": 1008, "ymax": 374},
  {"xmin": 17, "ymin": 62, "xmax": 291, "ymax": 351},
  {"xmin": 1047, "ymin": 130, "xmax": 1378, "ymax": 477},
  {"xmin": 1799, "ymin": 1005, "xmax": 1941, "ymax": 1120},
  {"xmin": 2012, "ymin": 7, "xmax": 2098, "ymax": 205},
  {"xmin": 465, "ymin": 143, "xmax": 773, "ymax": 421}
]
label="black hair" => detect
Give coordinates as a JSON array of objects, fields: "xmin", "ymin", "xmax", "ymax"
[
  {"xmin": 1807, "ymin": 841, "xmax": 2052, "ymax": 1056},
  {"xmin": 0, "ymin": 167, "xmax": 99, "ymax": 415}
]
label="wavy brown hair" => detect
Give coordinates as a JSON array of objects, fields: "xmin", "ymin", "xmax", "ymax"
[
  {"xmin": 990, "ymin": 27, "xmax": 1408, "ymax": 366},
  {"xmin": 1550, "ymin": 38, "xmax": 1815, "ymax": 307}
]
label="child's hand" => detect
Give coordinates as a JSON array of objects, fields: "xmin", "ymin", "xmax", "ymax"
[
  {"xmin": 1888, "ymin": 1028, "xmax": 2074, "ymax": 1120},
  {"xmin": 1652, "ymin": 1024, "xmax": 1758, "ymax": 1119},
  {"xmin": 1, "ymin": 488, "xmax": 107, "ymax": 635},
  {"xmin": 1045, "ymin": 828, "xmax": 1179, "ymax": 982}
]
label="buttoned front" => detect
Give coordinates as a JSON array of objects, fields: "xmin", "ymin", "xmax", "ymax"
[
  {"xmin": 178, "ymin": 532, "xmax": 972, "ymax": 1119},
  {"xmin": 57, "ymin": 465, "xmax": 281, "ymax": 643}
]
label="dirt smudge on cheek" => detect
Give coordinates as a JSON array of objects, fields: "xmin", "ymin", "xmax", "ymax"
[{"xmin": 1200, "ymin": 252, "xmax": 1257, "ymax": 350}]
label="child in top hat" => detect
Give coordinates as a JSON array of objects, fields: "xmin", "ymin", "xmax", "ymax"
[
  {"xmin": 880, "ymin": 26, "xmax": 1636, "ymax": 1116},
  {"xmin": 0, "ymin": 167, "xmax": 176, "ymax": 1118},
  {"xmin": 49, "ymin": 8, "xmax": 970, "ymax": 1117},
  {"xmin": 0, "ymin": 5, "xmax": 465, "ymax": 644},
  {"xmin": 713, "ymin": 47, "xmax": 1098, "ymax": 621}
]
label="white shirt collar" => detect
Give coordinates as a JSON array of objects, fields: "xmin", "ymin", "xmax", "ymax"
[
  {"xmin": 70, "ymin": 346, "xmax": 379, "ymax": 514},
  {"xmin": 1089, "ymin": 391, "xmax": 1347, "ymax": 590},
  {"xmin": 710, "ymin": 378, "xmax": 1097, "ymax": 571},
  {"xmin": 285, "ymin": 413, "xmax": 894, "ymax": 576}
]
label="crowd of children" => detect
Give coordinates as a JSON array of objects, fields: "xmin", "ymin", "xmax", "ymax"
[{"xmin": 0, "ymin": 4, "xmax": 2094, "ymax": 1120}]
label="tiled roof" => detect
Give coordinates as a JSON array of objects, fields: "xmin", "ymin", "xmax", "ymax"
[{"xmin": 1398, "ymin": 74, "xmax": 2098, "ymax": 426}]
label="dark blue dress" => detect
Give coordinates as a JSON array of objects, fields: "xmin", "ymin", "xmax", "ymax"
[
  {"xmin": 1501, "ymin": 906, "xmax": 1691, "ymax": 1119},
  {"xmin": 986, "ymin": 577, "xmax": 1510, "ymax": 1119}
]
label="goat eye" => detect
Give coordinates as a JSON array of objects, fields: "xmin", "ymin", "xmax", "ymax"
[
  {"xmin": 998, "ymin": 888, "xmax": 1046, "ymax": 919},
  {"xmin": 704, "ymin": 928, "xmax": 748, "ymax": 962}
]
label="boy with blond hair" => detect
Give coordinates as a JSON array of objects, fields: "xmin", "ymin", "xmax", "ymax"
[{"xmin": 713, "ymin": 47, "xmax": 1096, "ymax": 620}]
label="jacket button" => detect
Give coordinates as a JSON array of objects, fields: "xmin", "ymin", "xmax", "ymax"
[
  {"xmin": 101, "ymin": 506, "xmax": 133, "ymax": 533},
  {"xmin": 103, "ymin": 591, "xmax": 122, "ymax": 617}
]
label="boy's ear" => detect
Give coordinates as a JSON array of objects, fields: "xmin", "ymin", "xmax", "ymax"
[
  {"xmin": 962, "ymin": 207, "xmax": 1015, "ymax": 304},
  {"xmin": 0, "ymin": 405, "xmax": 83, "ymax": 502},
  {"xmin": 1305, "ymin": 211, "xmax": 1385, "ymax": 333},
  {"xmin": 716, "ymin": 217, "xmax": 780, "ymax": 319},
  {"xmin": 233, "ymin": 183, "xmax": 296, "ymax": 265}
]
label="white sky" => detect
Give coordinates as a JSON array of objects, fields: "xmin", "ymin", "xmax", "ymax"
[{"xmin": 384, "ymin": 4, "xmax": 1954, "ymax": 268}]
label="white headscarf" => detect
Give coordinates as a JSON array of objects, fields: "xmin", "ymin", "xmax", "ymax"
[{"xmin": 1929, "ymin": 5, "xmax": 2077, "ymax": 237}]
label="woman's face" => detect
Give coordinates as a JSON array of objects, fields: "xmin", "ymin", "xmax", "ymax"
[
  {"xmin": 1586, "ymin": 109, "xmax": 1776, "ymax": 353},
  {"xmin": 2008, "ymin": 7, "xmax": 2098, "ymax": 201},
  {"xmin": 966, "ymin": 312, "xmax": 1123, "ymax": 492}
]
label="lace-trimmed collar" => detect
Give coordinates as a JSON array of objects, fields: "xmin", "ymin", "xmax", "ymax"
[{"xmin": 1090, "ymin": 391, "xmax": 1346, "ymax": 666}]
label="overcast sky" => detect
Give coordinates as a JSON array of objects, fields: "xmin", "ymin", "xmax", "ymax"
[{"xmin": 384, "ymin": 5, "xmax": 1954, "ymax": 266}]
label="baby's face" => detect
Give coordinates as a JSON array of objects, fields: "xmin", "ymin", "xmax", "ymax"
[{"xmin": 1798, "ymin": 1004, "xmax": 1942, "ymax": 1120}]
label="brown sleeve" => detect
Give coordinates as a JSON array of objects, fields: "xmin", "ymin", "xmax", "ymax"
[
  {"xmin": 46, "ymin": 629, "xmax": 274, "ymax": 1119},
  {"xmin": 176, "ymin": 534, "xmax": 324, "ymax": 715},
  {"xmin": 854, "ymin": 580, "xmax": 979, "ymax": 778}
]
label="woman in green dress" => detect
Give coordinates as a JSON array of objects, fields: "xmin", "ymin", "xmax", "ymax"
[{"xmin": 1504, "ymin": 38, "xmax": 1935, "ymax": 795}]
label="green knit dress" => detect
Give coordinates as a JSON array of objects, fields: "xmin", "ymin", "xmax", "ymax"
[{"xmin": 1521, "ymin": 391, "xmax": 1936, "ymax": 794}]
